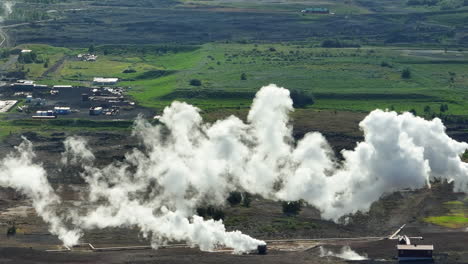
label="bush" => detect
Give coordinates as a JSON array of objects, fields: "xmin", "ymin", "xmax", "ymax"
[
  {"xmin": 189, "ymin": 79, "xmax": 202, "ymax": 86},
  {"xmin": 227, "ymin": 192, "xmax": 242, "ymax": 206},
  {"xmin": 424, "ymin": 105, "xmax": 431, "ymax": 113},
  {"xmin": 197, "ymin": 206, "xmax": 225, "ymax": 221},
  {"xmin": 88, "ymin": 44, "xmax": 95, "ymax": 53},
  {"xmin": 240, "ymin": 72, "xmax": 247, "ymax": 80},
  {"xmin": 282, "ymin": 201, "xmax": 303, "ymax": 216},
  {"xmin": 18, "ymin": 51, "xmax": 38, "ymax": 64},
  {"xmin": 440, "ymin": 104, "xmax": 449, "ymax": 112},
  {"xmin": 122, "ymin": 68, "xmax": 136, "ymax": 74},
  {"xmin": 289, "ymin": 89, "xmax": 314, "ymax": 108},
  {"xmin": 380, "ymin": 61, "xmax": 392, "ymax": 67},
  {"xmin": 401, "ymin": 68, "xmax": 412, "ymax": 79},
  {"xmin": 6, "ymin": 225, "xmax": 16, "ymax": 237},
  {"xmin": 242, "ymin": 192, "xmax": 252, "ymax": 207}
]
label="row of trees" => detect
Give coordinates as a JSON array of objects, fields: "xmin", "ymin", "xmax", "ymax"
[
  {"xmin": 405, "ymin": 103, "xmax": 450, "ymax": 117},
  {"xmin": 197, "ymin": 192, "xmax": 303, "ymax": 222}
]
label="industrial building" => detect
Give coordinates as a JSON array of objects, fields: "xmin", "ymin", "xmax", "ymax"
[
  {"xmin": 54, "ymin": 107, "xmax": 71, "ymax": 115},
  {"xmin": 77, "ymin": 54, "xmax": 98, "ymax": 61},
  {"xmin": 53, "ymin": 85, "xmax": 74, "ymax": 89},
  {"xmin": 397, "ymin": 235, "xmax": 433, "ymax": 262},
  {"xmin": 89, "ymin": 106, "xmax": 103, "ymax": 116},
  {"xmin": 11, "ymin": 80, "xmax": 36, "ymax": 91},
  {"xmin": 93, "ymin": 77, "xmax": 119, "ymax": 86}
]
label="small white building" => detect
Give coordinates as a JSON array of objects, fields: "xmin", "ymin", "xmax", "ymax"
[
  {"xmin": 21, "ymin": 49, "xmax": 32, "ymax": 54},
  {"xmin": 53, "ymin": 85, "xmax": 74, "ymax": 89},
  {"xmin": 93, "ymin": 77, "xmax": 119, "ymax": 86}
]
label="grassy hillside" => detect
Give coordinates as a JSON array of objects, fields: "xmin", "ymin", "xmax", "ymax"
[
  {"xmin": 7, "ymin": 0, "xmax": 468, "ymax": 46},
  {"xmin": 8, "ymin": 42, "xmax": 468, "ymax": 115}
]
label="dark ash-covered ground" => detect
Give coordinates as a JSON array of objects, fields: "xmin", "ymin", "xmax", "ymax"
[{"xmin": 0, "ymin": 110, "xmax": 467, "ymax": 263}]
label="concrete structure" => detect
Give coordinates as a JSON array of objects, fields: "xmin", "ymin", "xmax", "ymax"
[
  {"xmin": 93, "ymin": 78, "xmax": 119, "ymax": 86},
  {"xmin": 0, "ymin": 100, "xmax": 17, "ymax": 112}
]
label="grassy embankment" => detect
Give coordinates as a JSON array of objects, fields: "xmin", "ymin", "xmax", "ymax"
[
  {"xmin": 424, "ymin": 200, "xmax": 468, "ymax": 228},
  {"xmin": 0, "ymin": 116, "xmax": 133, "ymax": 140}
]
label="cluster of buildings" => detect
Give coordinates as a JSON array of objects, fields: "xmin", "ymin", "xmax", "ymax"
[
  {"xmin": 32, "ymin": 107, "xmax": 71, "ymax": 119},
  {"xmin": 0, "ymin": 75, "xmax": 134, "ymax": 118},
  {"xmin": 10, "ymin": 80, "xmax": 47, "ymax": 91},
  {"xmin": 77, "ymin": 53, "xmax": 98, "ymax": 61}
]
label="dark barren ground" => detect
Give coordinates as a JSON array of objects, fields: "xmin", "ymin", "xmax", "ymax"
[
  {"xmin": 0, "ymin": 110, "xmax": 466, "ymax": 264},
  {"xmin": 0, "ymin": 230, "xmax": 467, "ymax": 264}
]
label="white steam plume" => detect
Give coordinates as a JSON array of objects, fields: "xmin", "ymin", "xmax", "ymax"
[
  {"xmin": 319, "ymin": 246, "xmax": 368, "ymax": 260},
  {"xmin": 1, "ymin": 84, "xmax": 468, "ymax": 252},
  {"xmin": 0, "ymin": 139, "xmax": 80, "ymax": 246},
  {"xmin": 0, "ymin": 1, "xmax": 15, "ymax": 23}
]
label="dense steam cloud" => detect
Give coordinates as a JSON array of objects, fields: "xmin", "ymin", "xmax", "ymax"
[
  {"xmin": 0, "ymin": 1, "xmax": 15, "ymax": 22},
  {"xmin": 0, "ymin": 84, "xmax": 467, "ymax": 252},
  {"xmin": 0, "ymin": 139, "xmax": 80, "ymax": 246},
  {"xmin": 319, "ymin": 246, "xmax": 368, "ymax": 260}
]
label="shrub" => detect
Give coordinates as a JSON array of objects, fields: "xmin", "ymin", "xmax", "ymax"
[
  {"xmin": 401, "ymin": 68, "xmax": 412, "ymax": 79},
  {"xmin": 189, "ymin": 79, "xmax": 202, "ymax": 86},
  {"xmin": 197, "ymin": 206, "xmax": 225, "ymax": 221},
  {"xmin": 282, "ymin": 201, "xmax": 303, "ymax": 216},
  {"xmin": 122, "ymin": 68, "xmax": 136, "ymax": 74},
  {"xmin": 380, "ymin": 61, "xmax": 392, "ymax": 67},
  {"xmin": 18, "ymin": 51, "xmax": 38, "ymax": 64},
  {"xmin": 227, "ymin": 192, "xmax": 242, "ymax": 206},
  {"xmin": 289, "ymin": 89, "xmax": 314, "ymax": 108},
  {"xmin": 440, "ymin": 104, "xmax": 449, "ymax": 112},
  {"xmin": 424, "ymin": 105, "xmax": 431, "ymax": 113},
  {"xmin": 6, "ymin": 225, "xmax": 16, "ymax": 237},
  {"xmin": 88, "ymin": 44, "xmax": 95, "ymax": 53},
  {"xmin": 240, "ymin": 72, "xmax": 247, "ymax": 80},
  {"xmin": 242, "ymin": 192, "xmax": 252, "ymax": 207}
]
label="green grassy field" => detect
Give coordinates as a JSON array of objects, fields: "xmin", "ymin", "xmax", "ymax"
[
  {"xmin": 9, "ymin": 42, "xmax": 468, "ymax": 116},
  {"xmin": 424, "ymin": 200, "xmax": 468, "ymax": 228},
  {"xmin": 0, "ymin": 117, "xmax": 133, "ymax": 140}
]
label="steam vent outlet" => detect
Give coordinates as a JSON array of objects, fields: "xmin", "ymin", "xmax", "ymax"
[{"xmin": 257, "ymin": 245, "xmax": 267, "ymax": 255}]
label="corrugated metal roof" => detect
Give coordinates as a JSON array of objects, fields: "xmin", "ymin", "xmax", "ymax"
[{"xmin": 397, "ymin": 245, "xmax": 434, "ymax": 250}]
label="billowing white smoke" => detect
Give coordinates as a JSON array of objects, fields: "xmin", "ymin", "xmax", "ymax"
[
  {"xmin": 0, "ymin": 1, "xmax": 15, "ymax": 23},
  {"xmin": 319, "ymin": 246, "xmax": 368, "ymax": 260},
  {"xmin": 0, "ymin": 139, "xmax": 80, "ymax": 246},
  {"xmin": 1, "ymin": 84, "xmax": 467, "ymax": 252}
]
